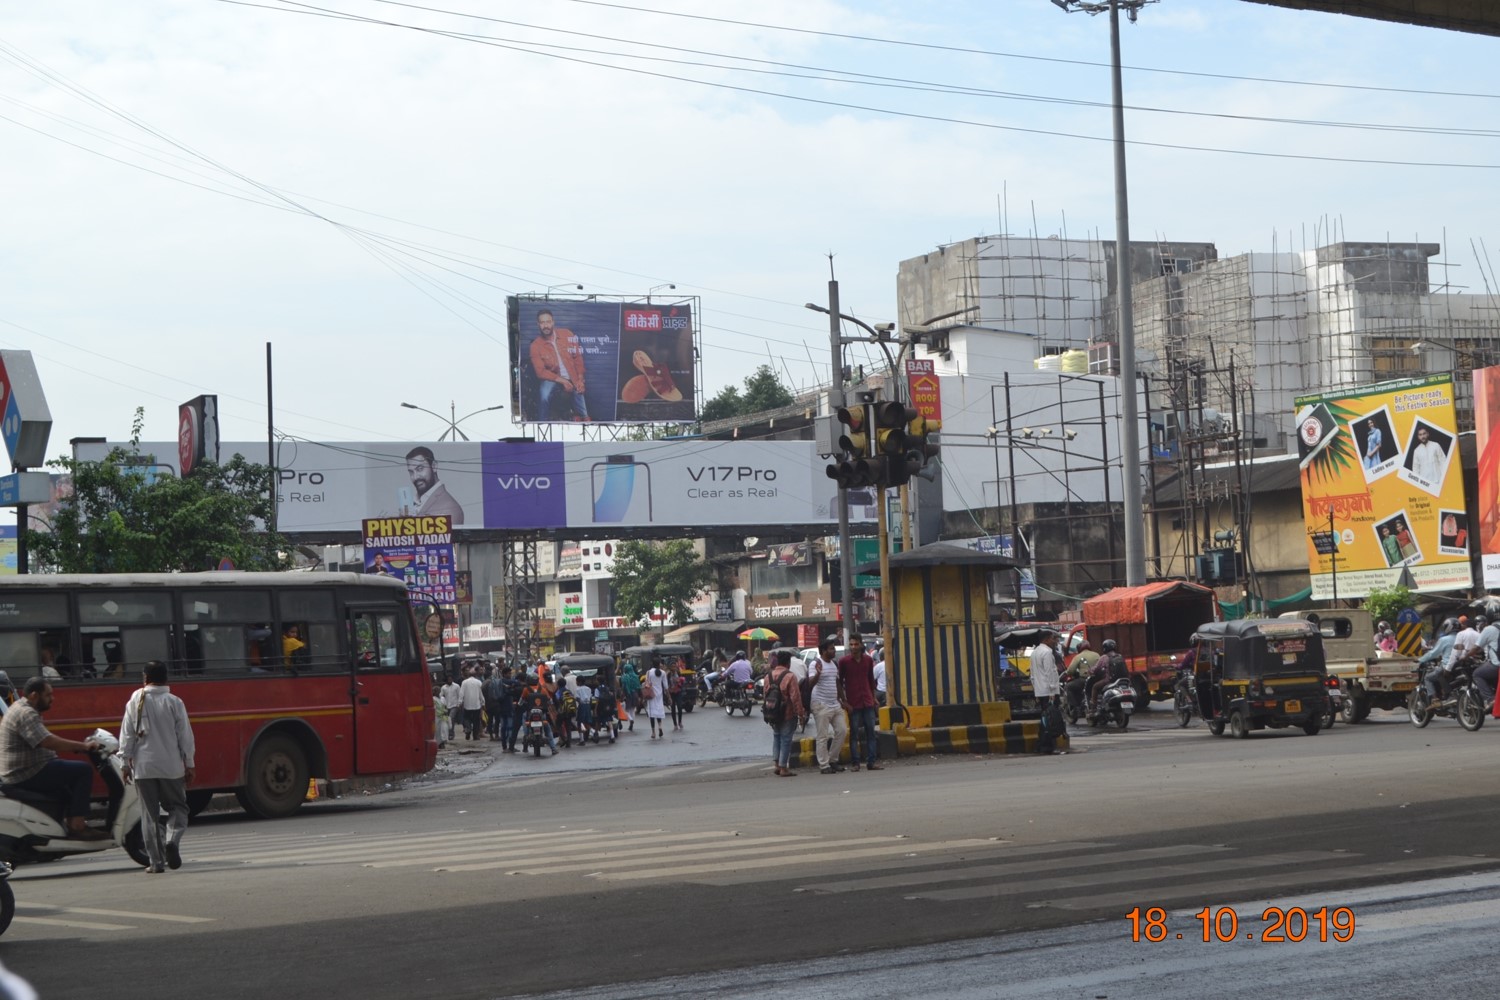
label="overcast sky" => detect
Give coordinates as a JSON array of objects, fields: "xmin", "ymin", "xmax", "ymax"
[{"xmin": 2, "ymin": 0, "xmax": 1497, "ymax": 473}]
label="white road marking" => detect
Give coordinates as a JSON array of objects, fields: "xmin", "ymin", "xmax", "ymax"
[
  {"xmin": 801, "ymin": 840, "xmax": 1124, "ymax": 894},
  {"xmin": 910, "ymin": 851, "xmax": 1354, "ymax": 902},
  {"xmin": 20, "ymin": 905, "xmax": 215, "ymax": 924},
  {"xmin": 11, "ymin": 915, "xmax": 132, "ymax": 931},
  {"xmin": 1047, "ymin": 855, "xmax": 1500, "ymax": 910},
  {"xmin": 597, "ymin": 838, "xmax": 998, "ymax": 882},
  {"xmin": 424, "ymin": 830, "xmax": 800, "ymax": 873}
]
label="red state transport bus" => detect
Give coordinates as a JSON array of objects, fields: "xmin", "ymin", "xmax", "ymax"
[{"xmin": 0, "ymin": 572, "xmax": 437, "ymax": 818}]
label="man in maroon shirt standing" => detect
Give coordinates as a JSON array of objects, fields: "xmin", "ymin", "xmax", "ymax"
[{"xmin": 837, "ymin": 635, "xmax": 883, "ymax": 771}]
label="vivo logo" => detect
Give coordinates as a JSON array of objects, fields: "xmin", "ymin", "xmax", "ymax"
[
  {"xmin": 687, "ymin": 466, "xmax": 777, "ymax": 482},
  {"xmin": 496, "ymin": 474, "xmax": 553, "ymax": 490}
]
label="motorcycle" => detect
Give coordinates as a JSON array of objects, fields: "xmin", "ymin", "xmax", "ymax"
[
  {"xmin": 0, "ymin": 729, "xmax": 149, "ymax": 869},
  {"xmin": 1410, "ymin": 659, "xmax": 1480, "ymax": 729},
  {"xmin": 1172, "ymin": 669, "xmax": 1201, "ymax": 729},
  {"xmin": 1319, "ymin": 675, "xmax": 1343, "ymax": 730},
  {"xmin": 722, "ymin": 680, "xmax": 755, "ymax": 718},
  {"xmin": 520, "ymin": 708, "xmax": 556, "ymax": 757},
  {"xmin": 1087, "ymin": 677, "xmax": 1136, "ymax": 730},
  {"xmin": 1458, "ymin": 681, "xmax": 1492, "ymax": 732}
]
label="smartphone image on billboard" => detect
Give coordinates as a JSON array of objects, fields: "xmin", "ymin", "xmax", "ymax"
[
  {"xmin": 397, "ymin": 486, "xmax": 416, "ymax": 512},
  {"xmin": 592, "ymin": 455, "xmax": 652, "ymax": 523}
]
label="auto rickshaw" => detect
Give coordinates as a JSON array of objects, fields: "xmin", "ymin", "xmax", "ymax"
[
  {"xmin": 548, "ymin": 657, "xmax": 619, "ymax": 743},
  {"xmin": 620, "ymin": 643, "xmax": 697, "ymax": 712},
  {"xmin": 1188, "ymin": 619, "xmax": 1329, "ymax": 738}
]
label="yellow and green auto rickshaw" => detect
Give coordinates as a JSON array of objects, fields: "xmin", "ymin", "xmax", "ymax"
[{"xmin": 1188, "ymin": 618, "xmax": 1330, "ymax": 739}]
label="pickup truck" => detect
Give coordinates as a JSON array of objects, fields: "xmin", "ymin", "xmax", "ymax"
[{"xmin": 1278, "ymin": 609, "xmax": 1417, "ymax": 722}]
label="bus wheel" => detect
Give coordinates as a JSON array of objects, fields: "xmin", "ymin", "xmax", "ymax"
[
  {"xmin": 186, "ymin": 791, "xmax": 215, "ymax": 818},
  {"xmin": 123, "ymin": 827, "xmax": 151, "ymax": 868},
  {"xmin": 237, "ymin": 734, "xmax": 310, "ymax": 819}
]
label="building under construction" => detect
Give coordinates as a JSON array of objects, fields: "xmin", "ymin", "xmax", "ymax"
[{"xmin": 896, "ymin": 228, "xmax": 1500, "ymax": 606}]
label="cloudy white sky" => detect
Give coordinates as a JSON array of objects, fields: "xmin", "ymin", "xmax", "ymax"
[{"xmin": 2, "ymin": 0, "xmax": 1498, "ymax": 473}]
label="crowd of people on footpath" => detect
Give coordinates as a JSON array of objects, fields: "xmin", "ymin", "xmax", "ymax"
[
  {"xmin": 432, "ymin": 636, "xmax": 893, "ymax": 777},
  {"xmin": 762, "ymin": 636, "xmax": 884, "ymax": 777},
  {"xmin": 435, "ymin": 662, "xmax": 626, "ymax": 755}
]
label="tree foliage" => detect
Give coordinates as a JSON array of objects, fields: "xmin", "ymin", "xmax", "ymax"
[
  {"xmin": 1363, "ymin": 584, "xmax": 1413, "ymax": 624},
  {"xmin": 27, "ymin": 411, "xmax": 291, "ymax": 574},
  {"xmin": 699, "ymin": 365, "xmax": 793, "ymax": 423},
  {"xmin": 741, "ymin": 365, "xmax": 794, "ymax": 413},
  {"xmin": 610, "ymin": 539, "xmax": 716, "ymax": 630}
]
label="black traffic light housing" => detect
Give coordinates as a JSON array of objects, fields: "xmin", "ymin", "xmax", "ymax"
[
  {"xmin": 872, "ymin": 401, "xmax": 918, "ymax": 486},
  {"xmin": 827, "ymin": 403, "xmax": 877, "ymax": 488}
]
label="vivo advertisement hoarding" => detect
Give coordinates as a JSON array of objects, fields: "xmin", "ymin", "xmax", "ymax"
[
  {"xmin": 507, "ymin": 297, "xmax": 696, "ymax": 424},
  {"xmin": 74, "ymin": 439, "xmax": 850, "ymax": 534}
]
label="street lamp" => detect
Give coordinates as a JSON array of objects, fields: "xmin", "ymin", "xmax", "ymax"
[
  {"xmin": 1054, "ymin": 0, "xmax": 1153, "ymax": 587},
  {"xmin": 399, "ymin": 401, "xmax": 505, "ymax": 442},
  {"xmin": 648, "ymin": 283, "xmax": 677, "ymax": 302},
  {"xmin": 545, "ymin": 283, "xmax": 583, "ymax": 297}
]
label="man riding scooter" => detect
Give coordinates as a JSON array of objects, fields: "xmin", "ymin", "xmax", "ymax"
[
  {"xmin": 1088, "ymin": 640, "xmax": 1129, "ymax": 721},
  {"xmin": 0, "ymin": 678, "xmax": 108, "ymax": 840}
]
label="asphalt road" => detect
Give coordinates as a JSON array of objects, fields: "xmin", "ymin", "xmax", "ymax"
[{"xmin": 5, "ymin": 706, "xmax": 1497, "ymax": 1000}]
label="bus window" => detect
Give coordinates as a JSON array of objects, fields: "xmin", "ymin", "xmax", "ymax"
[
  {"xmin": 0, "ymin": 594, "xmax": 73, "ymax": 684},
  {"xmin": 180, "ymin": 590, "xmax": 272, "ymax": 675},
  {"xmin": 77, "ymin": 591, "xmax": 172, "ymax": 680},
  {"xmin": 350, "ymin": 610, "xmax": 415, "ymax": 672},
  {"xmin": 278, "ymin": 590, "xmax": 338, "ymax": 672}
]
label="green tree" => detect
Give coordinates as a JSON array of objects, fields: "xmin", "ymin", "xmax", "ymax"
[
  {"xmin": 699, "ymin": 383, "xmax": 743, "ymax": 423},
  {"xmin": 699, "ymin": 365, "xmax": 792, "ymax": 423},
  {"xmin": 27, "ymin": 411, "xmax": 290, "ymax": 574},
  {"xmin": 740, "ymin": 364, "xmax": 794, "ymax": 412},
  {"xmin": 610, "ymin": 539, "xmax": 716, "ymax": 630},
  {"xmin": 1363, "ymin": 584, "xmax": 1413, "ymax": 624}
]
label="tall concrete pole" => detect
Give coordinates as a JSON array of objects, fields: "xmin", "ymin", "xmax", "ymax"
[
  {"xmin": 1109, "ymin": 0, "xmax": 1146, "ymax": 586},
  {"xmin": 829, "ymin": 280, "xmax": 857, "ymax": 644}
]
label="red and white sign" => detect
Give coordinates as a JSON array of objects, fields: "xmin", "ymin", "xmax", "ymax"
[{"xmin": 905, "ymin": 359, "xmax": 942, "ymax": 424}]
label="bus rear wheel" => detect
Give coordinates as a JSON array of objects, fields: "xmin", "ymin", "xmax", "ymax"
[
  {"xmin": 236, "ymin": 734, "xmax": 310, "ymax": 819},
  {"xmin": 186, "ymin": 790, "xmax": 215, "ymax": 818}
]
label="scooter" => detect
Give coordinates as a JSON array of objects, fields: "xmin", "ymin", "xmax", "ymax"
[
  {"xmin": 1087, "ymin": 677, "xmax": 1136, "ymax": 731},
  {"xmin": 0, "ymin": 862, "xmax": 13, "ymax": 936},
  {"xmin": 0, "ymin": 730, "xmax": 149, "ymax": 869}
]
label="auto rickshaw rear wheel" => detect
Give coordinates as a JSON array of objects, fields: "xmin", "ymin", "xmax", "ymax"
[
  {"xmin": 1302, "ymin": 716, "xmax": 1321, "ymax": 736},
  {"xmin": 1206, "ymin": 718, "xmax": 1225, "ymax": 737},
  {"xmin": 1229, "ymin": 710, "xmax": 1250, "ymax": 739}
]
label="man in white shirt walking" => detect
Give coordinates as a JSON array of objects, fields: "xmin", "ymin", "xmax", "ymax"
[
  {"xmin": 119, "ymin": 661, "xmax": 196, "ymax": 873},
  {"xmin": 460, "ymin": 669, "xmax": 486, "ymax": 740},
  {"xmin": 809, "ymin": 637, "xmax": 849, "ymax": 775}
]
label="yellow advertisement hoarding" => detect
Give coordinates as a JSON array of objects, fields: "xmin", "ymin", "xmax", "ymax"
[{"xmin": 1295, "ymin": 374, "xmax": 1470, "ymax": 600}]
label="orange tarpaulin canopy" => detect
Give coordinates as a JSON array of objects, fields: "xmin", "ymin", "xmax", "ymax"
[{"xmin": 1081, "ymin": 582, "xmax": 1215, "ymax": 626}]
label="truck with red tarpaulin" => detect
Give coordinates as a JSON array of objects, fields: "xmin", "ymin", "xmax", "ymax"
[{"xmin": 1067, "ymin": 581, "xmax": 1218, "ymax": 704}]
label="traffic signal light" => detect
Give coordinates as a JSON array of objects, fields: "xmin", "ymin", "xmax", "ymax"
[
  {"xmin": 872, "ymin": 402, "xmax": 918, "ymax": 486},
  {"xmin": 901, "ymin": 412, "xmax": 941, "ymax": 480},
  {"xmin": 826, "ymin": 404, "xmax": 878, "ymax": 488}
]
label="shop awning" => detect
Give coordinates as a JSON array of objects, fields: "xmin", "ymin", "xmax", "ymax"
[{"xmin": 664, "ymin": 620, "xmax": 745, "ymax": 641}]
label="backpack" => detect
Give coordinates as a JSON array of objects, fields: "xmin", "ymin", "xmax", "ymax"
[
  {"xmin": 1041, "ymin": 699, "xmax": 1066, "ymax": 738},
  {"xmin": 560, "ymin": 689, "xmax": 578, "ymax": 715},
  {"xmin": 641, "ymin": 672, "xmax": 657, "ymax": 700},
  {"xmin": 762, "ymin": 671, "xmax": 788, "ymax": 726}
]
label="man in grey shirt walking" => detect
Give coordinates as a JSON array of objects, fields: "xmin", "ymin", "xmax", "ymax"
[{"xmin": 119, "ymin": 661, "xmax": 196, "ymax": 873}]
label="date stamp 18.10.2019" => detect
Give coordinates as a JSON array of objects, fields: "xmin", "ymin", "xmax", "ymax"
[{"xmin": 1126, "ymin": 906, "xmax": 1355, "ymax": 943}]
